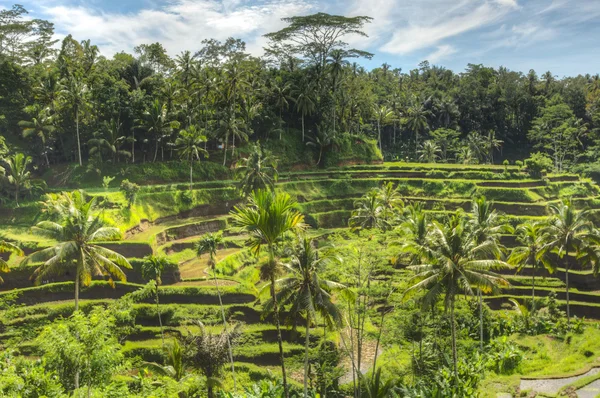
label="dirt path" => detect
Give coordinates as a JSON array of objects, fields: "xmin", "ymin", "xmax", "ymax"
[
  {"xmin": 577, "ymin": 379, "xmax": 600, "ymax": 398},
  {"xmin": 520, "ymin": 367, "xmax": 600, "ymax": 395}
]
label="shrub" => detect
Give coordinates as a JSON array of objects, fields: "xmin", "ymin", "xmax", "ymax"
[
  {"xmin": 102, "ymin": 175, "xmax": 115, "ymax": 189},
  {"xmin": 120, "ymin": 179, "xmax": 140, "ymax": 208},
  {"xmin": 486, "ymin": 337, "xmax": 523, "ymax": 374},
  {"xmin": 524, "ymin": 152, "xmax": 553, "ymax": 178}
]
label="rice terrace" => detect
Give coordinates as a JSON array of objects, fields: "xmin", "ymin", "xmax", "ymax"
[{"xmin": 2, "ymin": 2, "xmax": 600, "ymax": 397}]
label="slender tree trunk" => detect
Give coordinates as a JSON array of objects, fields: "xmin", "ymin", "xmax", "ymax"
[
  {"xmin": 565, "ymin": 247, "xmax": 571, "ymax": 324},
  {"xmin": 76, "ymin": 108, "xmax": 82, "ymax": 166},
  {"xmin": 213, "ymin": 265, "xmax": 236, "ymax": 390},
  {"xmin": 304, "ymin": 314, "xmax": 310, "ymax": 398},
  {"xmin": 74, "ymin": 271, "xmax": 80, "ymax": 312},
  {"xmin": 232, "ymin": 132, "xmax": 235, "ymax": 157},
  {"xmin": 450, "ymin": 296, "xmax": 458, "ymax": 381},
  {"xmin": 223, "ymin": 134, "xmax": 228, "ymax": 166},
  {"xmin": 317, "ymin": 147, "xmax": 323, "ymax": 166},
  {"xmin": 14, "ymin": 186, "xmax": 19, "ymax": 207},
  {"xmin": 131, "ymin": 129, "xmax": 135, "ymax": 163},
  {"xmin": 532, "ymin": 262, "xmax": 536, "ymax": 311},
  {"xmin": 371, "ymin": 307, "xmax": 387, "ymax": 383},
  {"xmin": 189, "ymin": 158, "xmax": 193, "ymax": 191},
  {"xmin": 479, "ymin": 288, "xmax": 483, "ymax": 351},
  {"xmin": 377, "ymin": 119, "xmax": 382, "ymax": 154},
  {"xmin": 153, "ymin": 134, "xmax": 159, "ymax": 162},
  {"xmin": 269, "ymin": 249, "xmax": 288, "ymax": 398},
  {"xmin": 302, "ymin": 114, "xmax": 305, "ymax": 142},
  {"xmin": 157, "ymin": 283, "xmax": 164, "ymax": 347},
  {"xmin": 45, "ymin": 152, "xmax": 50, "ymax": 167}
]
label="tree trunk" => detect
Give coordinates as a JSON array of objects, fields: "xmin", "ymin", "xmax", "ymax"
[
  {"xmin": 302, "ymin": 114, "xmax": 305, "ymax": 142},
  {"xmin": 189, "ymin": 159, "xmax": 193, "ymax": 191},
  {"xmin": 213, "ymin": 266, "xmax": 236, "ymax": 390},
  {"xmin": 377, "ymin": 119, "xmax": 382, "ymax": 154},
  {"xmin": 75, "ymin": 270, "xmax": 80, "ymax": 312},
  {"xmin": 45, "ymin": 152, "xmax": 50, "ymax": 167},
  {"xmin": 223, "ymin": 134, "xmax": 228, "ymax": 166},
  {"xmin": 157, "ymin": 283, "xmax": 164, "ymax": 347},
  {"xmin": 76, "ymin": 109, "xmax": 82, "ymax": 166},
  {"xmin": 131, "ymin": 130, "xmax": 135, "ymax": 163},
  {"xmin": 565, "ymin": 248, "xmax": 571, "ymax": 324},
  {"xmin": 153, "ymin": 134, "xmax": 159, "ymax": 162},
  {"xmin": 14, "ymin": 185, "xmax": 19, "ymax": 208},
  {"xmin": 479, "ymin": 288, "xmax": 483, "ymax": 351},
  {"xmin": 269, "ymin": 249, "xmax": 289, "ymax": 398},
  {"xmin": 317, "ymin": 147, "xmax": 323, "ymax": 166},
  {"xmin": 532, "ymin": 263, "xmax": 536, "ymax": 311},
  {"xmin": 304, "ymin": 314, "xmax": 310, "ymax": 398},
  {"xmin": 450, "ymin": 296, "xmax": 458, "ymax": 381}
]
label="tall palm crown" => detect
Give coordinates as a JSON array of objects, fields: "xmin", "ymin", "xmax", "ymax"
[
  {"xmin": 19, "ymin": 109, "xmax": 55, "ymax": 166},
  {"xmin": 404, "ymin": 212, "xmax": 510, "ymax": 376},
  {"xmin": 509, "ymin": 221, "xmax": 552, "ymax": 305},
  {"xmin": 417, "ymin": 140, "xmax": 441, "ymax": 163},
  {"xmin": 235, "ymin": 143, "xmax": 278, "ymax": 197},
  {"xmin": 5, "ymin": 152, "xmax": 33, "ymax": 207},
  {"xmin": 406, "ymin": 104, "xmax": 430, "ymax": 151},
  {"xmin": 196, "ymin": 233, "xmax": 224, "ymax": 268},
  {"xmin": 372, "ymin": 105, "xmax": 396, "ymax": 152},
  {"xmin": 543, "ymin": 199, "xmax": 595, "ymax": 322},
  {"xmin": 60, "ymin": 75, "xmax": 88, "ymax": 166},
  {"xmin": 469, "ymin": 196, "xmax": 512, "ymax": 245},
  {"xmin": 175, "ymin": 125, "xmax": 208, "ymax": 190},
  {"xmin": 0, "ymin": 240, "xmax": 23, "ymax": 284},
  {"xmin": 23, "ymin": 191, "xmax": 131, "ymax": 311},
  {"xmin": 293, "ymin": 82, "xmax": 316, "ymax": 142},
  {"xmin": 349, "ymin": 190, "xmax": 388, "ymax": 231}
]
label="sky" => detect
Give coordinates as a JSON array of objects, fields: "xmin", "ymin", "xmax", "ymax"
[{"xmin": 4, "ymin": 0, "xmax": 600, "ymax": 77}]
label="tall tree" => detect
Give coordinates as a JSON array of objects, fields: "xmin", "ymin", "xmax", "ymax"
[
  {"xmin": 174, "ymin": 125, "xmax": 208, "ymax": 190},
  {"xmin": 294, "ymin": 81, "xmax": 316, "ymax": 142},
  {"xmin": 267, "ymin": 236, "xmax": 345, "ymax": 397},
  {"xmin": 4, "ymin": 152, "xmax": 33, "ymax": 207},
  {"xmin": 60, "ymin": 76, "xmax": 88, "ymax": 166},
  {"xmin": 372, "ymin": 105, "xmax": 395, "ymax": 153},
  {"xmin": 19, "ymin": 109, "xmax": 55, "ymax": 166},
  {"xmin": 23, "ymin": 191, "xmax": 132, "ymax": 312},
  {"xmin": 141, "ymin": 255, "xmax": 171, "ymax": 347},
  {"xmin": 543, "ymin": 199, "xmax": 594, "ymax": 323},
  {"xmin": 235, "ymin": 143, "xmax": 278, "ymax": 196},
  {"xmin": 404, "ymin": 212, "xmax": 510, "ymax": 378},
  {"xmin": 230, "ymin": 190, "xmax": 304, "ymax": 398}
]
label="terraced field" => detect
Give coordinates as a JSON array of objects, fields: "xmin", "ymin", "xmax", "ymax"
[{"xmin": 2, "ymin": 161, "xmax": 600, "ymax": 392}]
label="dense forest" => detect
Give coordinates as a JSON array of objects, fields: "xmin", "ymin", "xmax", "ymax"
[{"xmin": 1, "ymin": 4, "xmax": 599, "ymax": 180}]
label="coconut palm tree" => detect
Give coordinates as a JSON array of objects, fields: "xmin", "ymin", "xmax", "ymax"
[
  {"xmin": 230, "ymin": 190, "xmax": 304, "ymax": 398},
  {"xmin": 468, "ymin": 196, "xmax": 512, "ymax": 350},
  {"xmin": 377, "ymin": 182, "xmax": 403, "ymax": 221},
  {"xmin": 306, "ymin": 129, "xmax": 332, "ymax": 166},
  {"xmin": 4, "ymin": 153, "xmax": 33, "ymax": 207},
  {"xmin": 22, "ymin": 190, "xmax": 132, "ymax": 312},
  {"xmin": 19, "ymin": 109, "xmax": 55, "ymax": 166},
  {"xmin": 138, "ymin": 99, "xmax": 174, "ymax": 163},
  {"xmin": 266, "ymin": 236, "xmax": 345, "ymax": 397},
  {"xmin": 174, "ymin": 125, "xmax": 208, "ymax": 190},
  {"xmin": 142, "ymin": 339, "xmax": 188, "ymax": 383},
  {"xmin": 349, "ymin": 190, "xmax": 388, "ymax": 231},
  {"xmin": 508, "ymin": 221, "xmax": 552, "ymax": 309},
  {"xmin": 271, "ymin": 77, "xmax": 293, "ymax": 140},
  {"xmin": 543, "ymin": 199, "xmax": 594, "ymax": 323},
  {"xmin": 294, "ymin": 82, "xmax": 316, "ymax": 142},
  {"xmin": 404, "ymin": 212, "xmax": 511, "ymax": 378},
  {"xmin": 417, "ymin": 140, "xmax": 441, "ymax": 163},
  {"xmin": 406, "ymin": 105, "xmax": 430, "ymax": 155},
  {"xmin": 218, "ymin": 111, "xmax": 246, "ymax": 166},
  {"xmin": 196, "ymin": 232, "xmax": 236, "ymax": 389},
  {"xmin": 235, "ymin": 143, "xmax": 278, "ymax": 196},
  {"xmin": 60, "ymin": 76, "xmax": 88, "ymax": 166},
  {"xmin": 141, "ymin": 255, "xmax": 171, "ymax": 347},
  {"xmin": 0, "ymin": 241, "xmax": 23, "ymax": 284},
  {"xmin": 372, "ymin": 105, "xmax": 396, "ymax": 153},
  {"xmin": 88, "ymin": 118, "xmax": 131, "ymax": 164}
]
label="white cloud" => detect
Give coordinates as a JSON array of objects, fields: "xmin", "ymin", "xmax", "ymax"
[
  {"xmin": 379, "ymin": 0, "xmax": 518, "ymax": 55},
  {"xmin": 41, "ymin": 0, "xmax": 314, "ymax": 58},
  {"xmin": 425, "ymin": 45, "xmax": 457, "ymax": 62}
]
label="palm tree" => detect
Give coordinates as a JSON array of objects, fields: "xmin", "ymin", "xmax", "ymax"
[
  {"xmin": 141, "ymin": 255, "xmax": 171, "ymax": 347},
  {"xmin": 174, "ymin": 125, "xmax": 208, "ymax": 190},
  {"xmin": 406, "ymin": 105, "xmax": 430, "ymax": 156},
  {"xmin": 182, "ymin": 320, "xmax": 240, "ymax": 398},
  {"xmin": 22, "ymin": 191, "xmax": 132, "ymax": 312},
  {"xmin": 218, "ymin": 111, "xmax": 246, "ymax": 166},
  {"xmin": 294, "ymin": 82, "xmax": 316, "ymax": 142},
  {"xmin": 60, "ymin": 76, "xmax": 88, "ymax": 166},
  {"xmin": 372, "ymin": 105, "xmax": 396, "ymax": 153},
  {"xmin": 271, "ymin": 77, "xmax": 293, "ymax": 140},
  {"xmin": 138, "ymin": 99, "xmax": 173, "ymax": 163},
  {"xmin": 88, "ymin": 118, "xmax": 130, "ymax": 164},
  {"xmin": 230, "ymin": 190, "xmax": 304, "ymax": 398},
  {"xmin": 327, "ymin": 49, "xmax": 347, "ymax": 134},
  {"xmin": 5, "ymin": 153, "xmax": 33, "ymax": 207},
  {"xmin": 377, "ymin": 182, "xmax": 403, "ymax": 221},
  {"xmin": 142, "ymin": 339, "xmax": 188, "ymax": 383},
  {"xmin": 417, "ymin": 140, "xmax": 441, "ymax": 163},
  {"xmin": 404, "ymin": 212, "xmax": 510, "ymax": 378},
  {"xmin": 349, "ymin": 190, "xmax": 388, "ymax": 230},
  {"xmin": 266, "ymin": 236, "xmax": 345, "ymax": 397},
  {"xmin": 468, "ymin": 196, "xmax": 511, "ymax": 350},
  {"xmin": 509, "ymin": 221, "xmax": 552, "ymax": 309},
  {"xmin": 196, "ymin": 232, "xmax": 236, "ymax": 389},
  {"xmin": 19, "ymin": 109, "xmax": 55, "ymax": 166},
  {"xmin": 306, "ymin": 129, "xmax": 332, "ymax": 166},
  {"xmin": 235, "ymin": 143, "xmax": 278, "ymax": 197},
  {"xmin": 0, "ymin": 241, "xmax": 23, "ymax": 284},
  {"xmin": 543, "ymin": 199, "xmax": 594, "ymax": 323}
]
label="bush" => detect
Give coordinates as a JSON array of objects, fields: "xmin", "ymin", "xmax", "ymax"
[
  {"xmin": 524, "ymin": 152, "xmax": 553, "ymax": 178},
  {"xmin": 120, "ymin": 179, "xmax": 140, "ymax": 208}
]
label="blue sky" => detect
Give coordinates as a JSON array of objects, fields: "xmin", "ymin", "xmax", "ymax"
[{"xmin": 5, "ymin": 0, "xmax": 600, "ymax": 76}]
